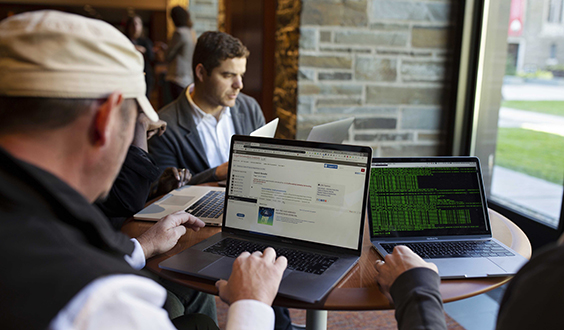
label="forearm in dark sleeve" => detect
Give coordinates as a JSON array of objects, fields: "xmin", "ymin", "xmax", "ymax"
[
  {"xmin": 187, "ymin": 167, "xmax": 218, "ymax": 185},
  {"xmin": 390, "ymin": 268, "xmax": 447, "ymax": 330},
  {"xmin": 96, "ymin": 146, "xmax": 160, "ymax": 229},
  {"xmin": 148, "ymin": 133, "xmax": 181, "ymax": 175}
]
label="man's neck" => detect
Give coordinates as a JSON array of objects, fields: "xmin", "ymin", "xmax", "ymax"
[{"xmin": 189, "ymin": 87, "xmax": 224, "ymax": 121}]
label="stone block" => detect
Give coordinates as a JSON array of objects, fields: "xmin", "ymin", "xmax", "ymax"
[
  {"xmin": 334, "ymin": 31, "xmax": 408, "ymax": 47},
  {"xmin": 317, "ymin": 97, "xmax": 362, "ymax": 106},
  {"xmin": 300, "ymin": 28, "xmax": 317, "ymax": 50},
  {"xmin": 412, "ymin": 26, "xmax": 450, "ymax": 49},
  {"xmin": 299, "ymin": 55, "xmax": 353, "ymax": 69},
  {"xmin": 417, "ymin": 133, "xmax": 444, "ymax": 142},
  {"xmin": 298, "ymin": 96, "xmax": 314, "ymax": 114},
  {"xmin": 401, "ymin": 108, "xmax": 442, "ymax": 130},
  {"xmin": 376, "ymin": 49, "xmax": 433, "ymax": 57},
  {"xmin": 428, "ymin": 3, "xmax": 451, "ymax": 22},
  {"xmin": 366, "ymin": 86, "xmax": 443, "ymax": 106},
  {"xmin": 302, "ymin": 0, "xmax": 368, "ymax": 27},
  {"xmin": 316, "ymin": 106, "xmax": 397, "ymax": 115},
  {"xmin": 299, "ymin": 83, "xmax": 363, "ymax": 95},
  {"xmin": 354, "ymin": 117, "xmax": 397, "ymax": 129},
  {"xmin": 354, "ymin": 132, "xmax": 413, "ymax": 142},
  {"xmin": 355, "ymin": 57, "xmax": 397, "ymax": 82},
  {"xmin": 380, "ymin": 145, "xmax": 443, "ymax": 157},
  {"xmin": 319, "ymin": 47, "xmax": 353, "ymax": 53},
  {"xmin": 369, "ymin": 0, "xmax": 450, "ymax": 22},
  {"xmin": 401, "ymin": 61, "xmax": 446, "ymax": 82},
  {"xmin": 318, "ymin": 72, "xmax": 353, "ymax": 80},
  {"xmin": 298, "ymin": 103, "xmax": 313, "ymax": 114},
  {"xmin": 320, "ymin": 31, "xmax": 332, "ymax": 42},
  {"xmin": 318, "ymin": 47, "xmax": 373, "ymax": 54},
  {"xmin": 370, "ymin": 23, "xmax": 410, "ymax": 31},
  {"xmin": 298, "ymin": 84, "xmax": 321, "ymax": 95},
  {"xmin": 298, "ymin": 68, "xmax": 316, "ymax": 81}
]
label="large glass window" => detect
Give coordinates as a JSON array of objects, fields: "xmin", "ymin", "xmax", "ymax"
[{"xmin": 460, "ymin": 0, "xmax": 564, "ymax": 245}]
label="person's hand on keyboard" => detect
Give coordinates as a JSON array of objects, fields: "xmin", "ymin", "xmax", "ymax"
[
  {"xmin": 149, "ymin": 167, "xmax": 192, "ymax": 199},
  {"xmin": 374, "ymin": 245, "xmax": 438, "ymax": 303},
  {"xmin": 215, "ymin": 247, "xmax": 288, "ymax": 306},
  {"xmin": 136, "ymin": 211, "xmax": 204, "ymax": 259}
]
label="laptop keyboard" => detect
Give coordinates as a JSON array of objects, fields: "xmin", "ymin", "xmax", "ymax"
[
  {"xmin": 203, "ymin": 238, "xmax": 339, "ymax": 275},
  {"xmin": 380, "ymin": 240, "xmax": 515, "ymax": 259},
  {"xmin": 186, "ymin": 191, "xmax": 225, "ymax": 219}
]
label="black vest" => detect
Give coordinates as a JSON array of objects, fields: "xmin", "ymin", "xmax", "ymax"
[{"xmin": 0, "ymin": 148, "xmax": 144, "ymax": 329}]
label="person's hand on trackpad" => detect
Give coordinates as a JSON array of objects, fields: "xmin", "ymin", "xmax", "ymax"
[{"xmin": 215, "ymin": 248, "xmax": 287, "ymax": 306}]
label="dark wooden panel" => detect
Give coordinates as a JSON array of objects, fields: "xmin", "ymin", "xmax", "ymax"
[{"xmin": 226, "ymin": 0, "xmax": 276, "ymax": 121}]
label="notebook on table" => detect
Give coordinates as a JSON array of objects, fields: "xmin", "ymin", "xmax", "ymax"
[
  {"xmin": 134, "ymin": 120, "xmax": 279, "ymax": 226},
  {"xmin": 368, "ymin": 157, "xmax": 528, "ymax": 279},
  {"xmin": 159, "ymin": 135, "xmax": 372, "ymax": 303}
]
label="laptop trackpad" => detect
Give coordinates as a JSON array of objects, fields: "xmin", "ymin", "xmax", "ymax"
[
  {"xmin": 199, "ymin": 257, "xmax": 235, "ymax": 280},
  {"xmin": 432, "ymin": 258, "xmax": 505, "ymax": 278},
  {"xmin": 199, "ymin": 257, "xmax": 293, "ymax": 280}
]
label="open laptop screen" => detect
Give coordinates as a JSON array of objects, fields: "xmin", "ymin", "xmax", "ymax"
[
  {"xmin": 369, "ymin": 158, "xmax": 491, "ymax": 238},
  {"xmin": 224, "ymin": 137, "xmax": 371, "ymax": 250}
]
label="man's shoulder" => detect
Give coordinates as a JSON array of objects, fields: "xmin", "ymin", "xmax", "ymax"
[
  {"xmin": 157, "ymin": 101, "xmax": 180, "ymax": 120},
  {"xmin": 158, "ymin": 97, "xmax": 193, "ymax": 125},
  {"xmin": 235, "ymin": 93, "xmax": 261, "ymax": 112}
]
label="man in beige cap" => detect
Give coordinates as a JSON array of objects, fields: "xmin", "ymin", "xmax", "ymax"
[{"xmin": 0, "ymin": 10, "xmax": 286, "ymax": 330}]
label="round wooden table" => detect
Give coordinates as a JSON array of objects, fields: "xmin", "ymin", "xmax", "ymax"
[{"xmin": 122, "ymin": 209, "xmax": 531, "ymax": 329}]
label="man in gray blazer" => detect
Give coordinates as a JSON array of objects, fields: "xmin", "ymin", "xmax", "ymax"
[{"xmin": 149, "ymin": 31, "xmax": 265, "ymax": 185}]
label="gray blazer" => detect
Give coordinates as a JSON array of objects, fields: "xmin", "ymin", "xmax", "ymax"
[
  {"xmin": 148, "ymin": 90, "xmax": 265, "ymax": 184},
  {"xmin": 165, "ymin": 27, "xmax": 195, "ymax": 87}
]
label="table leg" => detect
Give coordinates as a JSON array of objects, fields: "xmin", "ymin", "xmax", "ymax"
[{"xmin": 305, "ymin": 310, "xmax": 327, "ymax": 330}]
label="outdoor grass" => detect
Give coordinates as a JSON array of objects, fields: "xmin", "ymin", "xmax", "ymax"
[
  {"xmin": 501, "ymin": 100, "xmax": 564, "ymax": 117},
  {"xmin": 495, "ymin": 127, "xmax": 564, "ymax": 184}
]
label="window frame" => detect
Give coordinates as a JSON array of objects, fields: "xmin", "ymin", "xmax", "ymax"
[{"xmin": 452, "ymin": 0, "xmax": 564, "ymax": 250}]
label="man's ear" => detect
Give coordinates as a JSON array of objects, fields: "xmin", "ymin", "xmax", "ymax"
[
  {"xmin": 195, "ymin": 63, "xmax": 206, "ymax": 83},
  {"xmin": 92, "ymin": 91, "xmax": 124, "ymax": 147}
]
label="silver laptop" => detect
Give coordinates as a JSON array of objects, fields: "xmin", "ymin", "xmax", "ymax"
[
  {"xmin": 134, "ymin": 185, "xmax": 225, "ymax": 226},
  {"xmin": 369, "ymin": 157, "xmax": 528, "ymax": 279},
  {"xmin": 250, "ymin": 118, "xmax": 279, "ymax": 137},
  {"xmin": 159, "ymin": 135, "xmax": 372, "ymax": 303},
  {"xmin": 134, "ymin": 121, "xmax": 279, "ymax": 225},
  {"xmin": 307, "ymin": 117, "xmax": 354, "ymax": 143}
]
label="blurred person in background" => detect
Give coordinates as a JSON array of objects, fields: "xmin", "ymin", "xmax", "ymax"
[
  {"xmin": 125, "ymin": 15, "xmax": 155, "ymax": 98},
  {"xmin": 162, "ymin": 6, "xmax": 196, "ymax": 103}
]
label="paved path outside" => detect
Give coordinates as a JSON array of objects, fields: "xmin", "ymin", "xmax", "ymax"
[
  {"xmin": 491, "ymin": 166, "xmax": 562, "ymax": 227},
  {"xmin": 502, "ymin": 83, "xmax": 564, "ymax": 101},
  {"xmin": 498, "ymin": 107, "xmax": 564, "ymax": 136}
]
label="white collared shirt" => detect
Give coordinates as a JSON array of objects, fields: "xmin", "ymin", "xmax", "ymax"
[
  {"xmin": 186, "ymin": 85, "xmax": 235, "ymax": 168},
  {"xmin": 48, "ymin": 238, "xmax": 274, "ymax": 330}
]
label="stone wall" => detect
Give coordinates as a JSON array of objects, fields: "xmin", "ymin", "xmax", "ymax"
[
  {"xmin": 189, "ymin": 0, "xmax": 218, "ymax": 35},
  {"xmin": 297, "ymin": 0, "xmax": 458, "ymax": 157}
]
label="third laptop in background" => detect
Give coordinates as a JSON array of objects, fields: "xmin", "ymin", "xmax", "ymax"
[
  {"xmin": 307, "ymin": 117, "xmax": 354, "ymax": 144},
  {"xmin": 133, "ymin": 119, "xmax": 280, "ymax": 225},
  {"xmin": 369, "ymin": 157, "xmax": 528, "ymax": 278}
]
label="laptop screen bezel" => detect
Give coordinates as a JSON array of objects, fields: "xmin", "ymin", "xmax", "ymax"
[
  {"xmin": 368, "ymin": 156, "xmax": 492, "ymax": 241},
  {"xmin": 221, "ymin": 135, "xmax": 372, "ymax": 256}
]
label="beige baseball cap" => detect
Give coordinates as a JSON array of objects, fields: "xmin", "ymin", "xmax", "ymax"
[{"xmin": 0, "ymin": 10, "xmax": 158, "ymax": 122}]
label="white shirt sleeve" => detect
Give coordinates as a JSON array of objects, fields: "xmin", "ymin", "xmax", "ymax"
[
  {"xmin": 226, "ymin": 299, "xmax": 275, "ymax": 330},
  {"xmin": 49, "ymin": 244, "xmax": 273, "ymax": 330},
  {"xmin": 48, "ymin": 275, "xmax": 175, "ymax": 330},
  {"xmin": 124, "ymin": 238, "xmax": 146, "ymax": 270}
]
